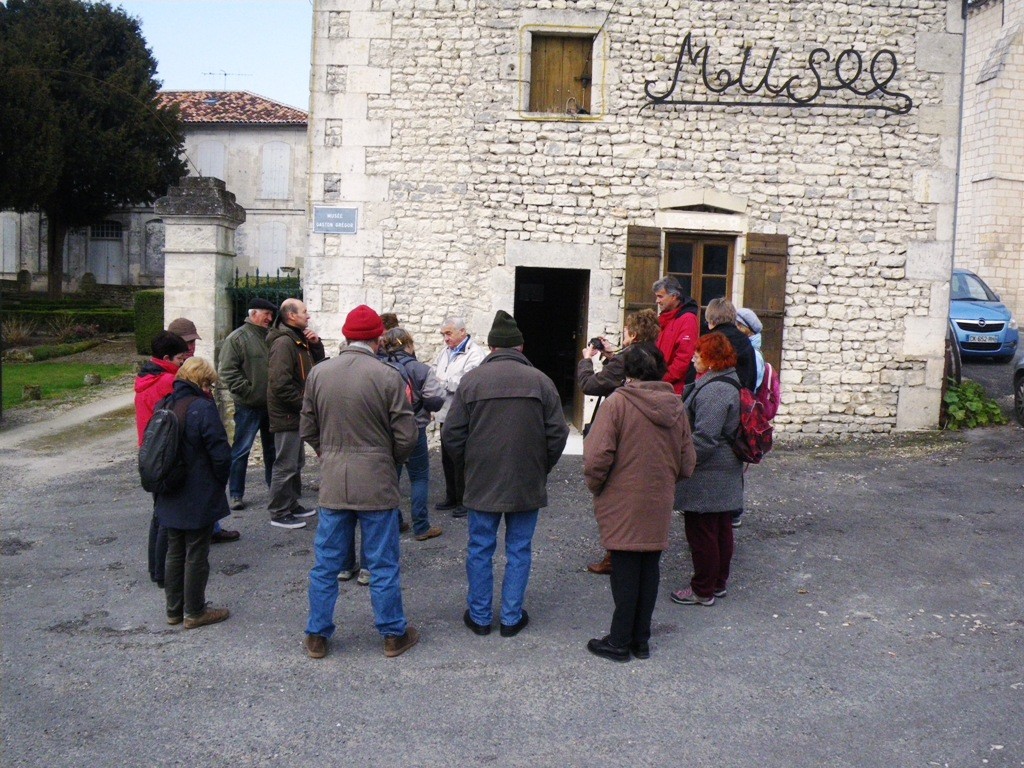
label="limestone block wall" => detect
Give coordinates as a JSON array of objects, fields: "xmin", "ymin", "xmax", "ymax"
[
  {"xmin": 307, "ymin": 0, "xmax": 964, "ymax": 434},
  {"xmin": 956, "ymin": 0, "xmax": 1024, "ymax": 317}
]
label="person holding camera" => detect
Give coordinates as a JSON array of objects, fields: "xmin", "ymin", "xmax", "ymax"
[{"xmin": 577, "ymin": 309, "xmax": 661, "ymax": 575}]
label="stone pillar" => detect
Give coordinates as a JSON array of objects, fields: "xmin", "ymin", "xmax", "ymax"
[{"xmin": 155, "ymin": 177, "xmax": 245, "ymax": 365}]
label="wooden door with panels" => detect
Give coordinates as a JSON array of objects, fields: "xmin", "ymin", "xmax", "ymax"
[{"xmin": 741, "ymin": 234, "xmax": 788, "ymax": 371}]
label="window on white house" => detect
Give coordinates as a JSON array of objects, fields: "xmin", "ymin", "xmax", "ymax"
[
  {"xmin": 196, "ymin": 141, "xmax": 226, "ymax": 180},
  {"xmin": 258, "ymin": 222, "xmax": 287, "ymax": 273},
  {"xmin": 260, "ymin": 142, "xmax": 291, "ymax": 200},
  {"xmin": 529, "ymin": 34, "xmax": 595, "ymax": 114}
]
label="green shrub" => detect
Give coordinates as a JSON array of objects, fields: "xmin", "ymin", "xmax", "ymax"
[
  {"xmin": 27, "ymin": 339, "xmax": 103, "ymax": 361},
  {"xmin": 942, "ymin": 378, "xmax": 1007, "ymax": 430},
  {"xmin": 134, "ymin": 289, "xmax": 164, "ymax": 355},
  {"xmin": 0, "ymin": 308, "xmax": 133, "ymax": 334}
]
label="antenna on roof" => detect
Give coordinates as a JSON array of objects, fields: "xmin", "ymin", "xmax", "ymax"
[{"xmin": 201, "ymin": 70, "xmax": 253, "ymax": 90}]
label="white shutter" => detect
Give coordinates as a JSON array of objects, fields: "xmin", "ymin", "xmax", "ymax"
[
  {"xmin": 260, "ymin": 142, "xmax": 290, "ymax": 200},
  {"xmin": 258, "ymin": 222, "xmax": 287, "ymax": 273},
  {"xmin": 1, "ymin": 217, "xmax": 19, "ymax": 274},
  {"xmin": 197, "ymin": 141, "xmax": 226, "ymax": 180}
]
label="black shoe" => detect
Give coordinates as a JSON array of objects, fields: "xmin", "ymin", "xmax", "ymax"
[
  {"xmin": 463, "ymin": 610, "xmax": 491, "ymax": 636},
  {"xmin": 630, "ymin": 641, "xmax": 651, "ymax": 660},
  {"xmin": 435, "ymin": 500, "xmax": 457, "ymax": 511},
  {"xmin": 451, "ymin": 505, "xmax": 467, "ymax": 519},
  {"xmin": 499, "ymin": 609, "xmax": 529, "ymax": 637},
  {"xmin": 587, "ymin": 636, "xmax": 630, "ymax": 663}
]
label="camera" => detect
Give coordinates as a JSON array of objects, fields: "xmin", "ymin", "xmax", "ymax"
[{"xmin": 589, "ymin": 337, "xmax": 604, "ymax": 351}]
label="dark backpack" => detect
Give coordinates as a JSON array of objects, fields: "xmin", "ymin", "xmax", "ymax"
[
  {"xmin": 138, "ymin": 395, "xmax": 196, "ymax": 494},
  {"xmin": 699, "ymin": 376, "xmax": 773, "ymax": 464},
  {"xmin": 385, "ymin": 356, "xmax": 424, "ymax": 414}
]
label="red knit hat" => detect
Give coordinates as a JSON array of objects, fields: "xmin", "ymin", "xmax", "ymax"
[{"xmin": 342, "ymin": 305, "xmax": 385, "ymax": 341}]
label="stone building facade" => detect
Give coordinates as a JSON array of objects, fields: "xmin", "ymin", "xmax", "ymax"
[
  {"xmin": 956, "ymin": 0, "xmax": 1024, "ymax": 317},
  {"xmin": 0, "ymin": 91, "xmax": 307, "ymax": 290},
  {"xmin": 306, "ymin": 0, "xmax": 966, "ymax": 434}
]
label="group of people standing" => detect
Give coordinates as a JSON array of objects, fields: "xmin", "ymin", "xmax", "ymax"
[
  {"xmin": 577, "ymin": 276, "xmax": 770, "ymax": 661},
  {"xmin": 135, "ymin": 274, "xmax": 773, "ymax": 662}
]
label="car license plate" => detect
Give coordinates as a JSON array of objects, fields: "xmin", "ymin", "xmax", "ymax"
[{"xmin": 967, "ymin": 334, "xmax": 998, "ymax": 343}]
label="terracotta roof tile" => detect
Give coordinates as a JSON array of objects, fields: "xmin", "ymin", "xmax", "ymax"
[{"xmin": 158, "ymin": 91, "xmax": 307, "ymax": 126}]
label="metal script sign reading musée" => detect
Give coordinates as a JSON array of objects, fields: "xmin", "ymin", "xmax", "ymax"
[{"xmin": 643, "ymin": 32, "xmax": 913, "ymax": 116}]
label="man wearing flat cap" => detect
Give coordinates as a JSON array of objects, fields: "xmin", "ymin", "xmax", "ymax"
[
  {"xmin": 443, "ymin": 310, "xmax": 569, "ymax": 639},
  {"xmin": 300, "ymin": 305, "xmax": 420, "ymax": 660},
  {"xmin": 218, "ymin": 298, "xmax": 279, "ymax": 513}
]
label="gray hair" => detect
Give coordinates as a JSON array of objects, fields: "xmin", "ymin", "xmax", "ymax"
[
  {"xmin": 652, "ymin": 276, "xmax": 684, "ymax": 299},
  {"xmin": 705, "ymin": 297, "xmax": 737, "ymax": 327},
  {"xmin": 440, "ymin": 316, "xmax": 467, "ymax": 331}
]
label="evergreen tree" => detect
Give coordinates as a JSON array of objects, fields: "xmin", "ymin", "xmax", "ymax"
[{"xmin": 0, "ymin": 0, "xmax": 187, "ymax": 297}]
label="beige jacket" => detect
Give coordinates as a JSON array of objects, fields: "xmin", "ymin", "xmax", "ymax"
[
  {"xmin": 431, "ymin": 336, "xmax": 486, "ymax": 423},
  {"xmin": 300, "ymin": 346, "xmax": 418, "ymax": 510}
]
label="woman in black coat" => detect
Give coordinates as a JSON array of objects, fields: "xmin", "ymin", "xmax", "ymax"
[{"xmin": 154, "ymin": 357, "xmax": 231, "ymax": 630}]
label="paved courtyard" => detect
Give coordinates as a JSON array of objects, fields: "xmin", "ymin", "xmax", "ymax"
[{"xmin": 1, "ymin": 395, "xmax": 1022, "ymax": 767}]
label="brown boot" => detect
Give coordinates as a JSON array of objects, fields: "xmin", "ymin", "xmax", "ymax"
[
  {"xmin": 383, "ymin": 626, "xmax": 420, "ymax": 657},
  {"xmin": 305, "ymin": 633, "xmax": 328, "ymax": 659},
  {"xmin": 587, "ymin": 552, "xmax": 613, "ymax": 575},
  {"xmin": 183, "ymin": 606, "xmax": 230, "ymax": 630}
]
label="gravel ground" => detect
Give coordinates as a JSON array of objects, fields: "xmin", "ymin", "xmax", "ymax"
[{"xmin": 1, "ymin": 399, "xmax": 1022, "ymax": 766}]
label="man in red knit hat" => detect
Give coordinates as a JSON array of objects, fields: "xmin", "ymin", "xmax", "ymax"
[{"xmin": 300, "ymin": 305, "xmax": 419, "ymax": 659}]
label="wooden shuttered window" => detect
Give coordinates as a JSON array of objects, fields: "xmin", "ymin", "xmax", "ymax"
[
  {"xmin": 529, "ymin": 34, "xmax": 594, "ymax": 114},
  {"xmin": 742, "ymin": 234, "xmax": 789, "ymax": 371},
  {"xmin": 623, "ymin": 225, "xmax": 661, "ymax": 325}
]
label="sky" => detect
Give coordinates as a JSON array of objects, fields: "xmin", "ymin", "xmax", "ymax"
[{"xmin": 114, "ymin": 0, "xmax": 314, "ymax": 110}]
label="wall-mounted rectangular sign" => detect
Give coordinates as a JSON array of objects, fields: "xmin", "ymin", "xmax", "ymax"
[{"xmin": 313, "ymin": 207, "xmax": 358, "ymax": 235}]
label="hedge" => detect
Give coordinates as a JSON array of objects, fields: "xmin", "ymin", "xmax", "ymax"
[
  {"xmin": 134, "ymin": 290, "xmax": 164, "ymax": 355},
  {"xmin": 0, "ymin": 308, "xmax": 134, "ymax": 334}
]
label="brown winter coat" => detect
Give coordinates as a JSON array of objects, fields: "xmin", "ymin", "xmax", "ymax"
[
  {"xmin": 584, "ymin": 380, "xmax": 696, "ymax": 551},
  {"xmin": 300, "ymin": 346, "xmax": 418, "ymax": 511},
  {"xmin": 267, "ymin": 322, "xmax": 326, "ymax": 433}
]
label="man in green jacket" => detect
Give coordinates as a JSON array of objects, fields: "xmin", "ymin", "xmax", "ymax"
[{"xmin": 218, "ymin": 298, "xmax": 278, "ymax": 512}]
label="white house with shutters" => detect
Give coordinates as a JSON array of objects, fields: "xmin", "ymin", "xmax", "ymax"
[
  {"xmin": 303, "ymin": 0, "xmax": 966, "ymax": 434},
  {"xmin": 0, "ymin": 91, "xmax": 308, "ymax": 290}
]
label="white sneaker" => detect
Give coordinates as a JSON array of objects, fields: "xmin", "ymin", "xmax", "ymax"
[
  {"xmin": 357, "ymin": 568, "xmax": 371, "ymax": 586},
  {"xmin": 338, "ymin": 568, "xmax": 356, "ymax": 581}
]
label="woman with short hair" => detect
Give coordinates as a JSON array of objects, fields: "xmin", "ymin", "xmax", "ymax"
[
  {"xmin": 382, "ymin": 327, "xmax": 445, "ymax": 540},
  {"xmin": 583, "ymin": 342, "xmax": 696, "ymax": 662},
  {"xmin": 671, "ymin": 332, "xmax": 742, "ymax": 607},
  {"xmin": 154, "ymin": 357, "xmax": 231, "ymax": 629}
]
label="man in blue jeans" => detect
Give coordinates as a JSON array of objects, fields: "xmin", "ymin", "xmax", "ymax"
[
  {"xmin": 300, "ymin": 305, "xmax": 420, "ymax": 659},
  {"xmin": 218, "ymin": 298, "xmax": 278, "ymax": 512},
  {"xmin": 443, "ymin": 310, "xmax": 568, "ymax": 637}
]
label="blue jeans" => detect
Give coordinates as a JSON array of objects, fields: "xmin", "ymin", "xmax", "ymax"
[
  {"xmin": 397, "ymin": 427, "xmax": 431, "ymax": 535},
  {"xmin": 466, "ymin": 509, "xmax": 538, "ymax": 627},
  {"xmin": 228, "ymin": 404, "xmax": 275, "ymax": 500},
  {"xmin": 306, "ymin": 507, "xmax": 407, "ymax": 639}
]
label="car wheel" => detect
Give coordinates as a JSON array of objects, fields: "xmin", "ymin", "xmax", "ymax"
[{"xmin": 1015, "ymin": 375, "xmax": 1024, "ymax": 427}]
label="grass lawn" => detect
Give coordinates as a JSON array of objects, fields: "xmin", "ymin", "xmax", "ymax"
[{"xmin": 2, "ymin": 363, "xmax": 135, "ymax": 412}]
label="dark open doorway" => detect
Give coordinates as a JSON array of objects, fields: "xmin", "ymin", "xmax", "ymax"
[{"xmin": 513, "ymin": 267, "xmax": 590, "ymax": 428}]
